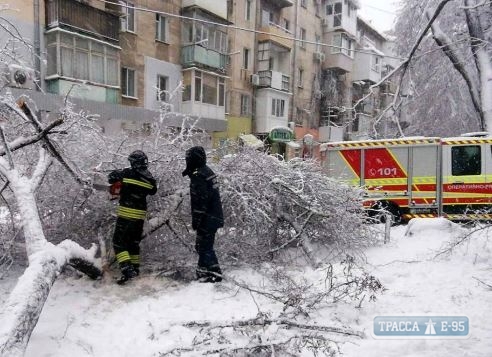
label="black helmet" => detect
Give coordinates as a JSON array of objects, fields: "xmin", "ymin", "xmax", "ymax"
[{"xmin": 128, "ymin": 150, "xmax": 148, "ymax": 169}]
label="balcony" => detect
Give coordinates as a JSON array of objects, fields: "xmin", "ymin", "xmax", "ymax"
[
  {"xmin": 262, "ymin": 0, "xmax": 294, "ymax": 8},
  {"xmin": 325, "ymin": 53, "xmax": 353, "ymax": 73},
  {"xmin": 258, "ymin": 24, "xmax": 294, "ymax": 50},
  {"xmin": 182, "ymin": 0, "xmax": 227, "ymax": 20},
  {"xmin": 257, "ymin": 70, "xmax": 290, "ymax": 92},
  {"xmin": 353, "ymin": 53, "xmax": 381, "ymax": 84},
  {"xmin": 181, "ymin": 45, "xmax": 228, "ymax": 71},
  {"xmin": 46, "ymin": 0, "xmax": 119, "ymax": 42},
  {"xmin": 322, "ymin": 14, "xmax": 357, "ymax": 36}
]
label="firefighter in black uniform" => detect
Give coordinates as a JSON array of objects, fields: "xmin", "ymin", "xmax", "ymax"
[
  {"xmin": 108, "ymin": 150, "xmax": 157, "ymax": 284},
  {"xmin": 182, "ymin": 146, "xmax": 224, "ymax": 283}
]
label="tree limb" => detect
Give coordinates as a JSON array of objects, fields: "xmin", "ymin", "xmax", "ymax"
[{"xmin": 426, "ymin": 8, "xmax": 484, "ymax": 129}]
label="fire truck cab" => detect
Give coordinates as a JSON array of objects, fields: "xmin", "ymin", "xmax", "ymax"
[{"xmin": 322, "ymin": 135, "xmax": 492, "ymax": 222}]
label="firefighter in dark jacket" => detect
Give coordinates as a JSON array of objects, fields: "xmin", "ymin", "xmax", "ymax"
[
  {"xmin": 108, "ymin": 150, "xmax": 157, "ymax": 284},
  {"xmin": 182, "ymin": 146, "xmax": 224, "ymax": 283}
]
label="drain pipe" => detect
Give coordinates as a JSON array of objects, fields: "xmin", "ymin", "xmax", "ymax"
[
  {"xmin": 289, "ymin": 0, "xmax": 299, "ymax": 124},
  {"xmin": 33, "ymin": 0, "xmax": 41, "ymax": 91}
]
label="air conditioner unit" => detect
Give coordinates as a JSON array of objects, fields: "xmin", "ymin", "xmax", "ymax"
[
  {"xmin": 321, "ymin": 18, "xmax": 330, "ymax": 27},
  {"xmin": 8, "ymin": 64, "xmax": 35, "ymax": 89},
  {"xmin": 313, "ymin": 51, "xmax": 325, "ymax": 62},
  {"xmin": 250, "ymin": 74, "xmax": 260, "ymax": 86}
]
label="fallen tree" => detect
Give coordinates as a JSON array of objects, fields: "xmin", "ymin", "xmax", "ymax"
[{"xmin": 0, "ymin": 99, "xmax": 102, "ymax": 356}]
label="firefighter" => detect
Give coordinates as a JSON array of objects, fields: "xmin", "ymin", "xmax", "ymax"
[
  {"xmin": 108, "ymin": 150, "xmax": 157, "ymax": 284},
  {"xmin": 182, "ymin": 146, "xmax": 224, "ymax": 283}
]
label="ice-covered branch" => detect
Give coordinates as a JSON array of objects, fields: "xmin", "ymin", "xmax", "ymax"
[
  {"xmin": 13, "ymin": 100, "xmax": 90, "ymax": 186},
  {"xmin": 464, "ymin": 0, "xmax": 492, "ymax": 130},
  {"xmin": 30, "ymin": 148, "xmax": 53, "ymax": 191},
  {"xmin": 0, "ymin": 118, "xmax": 64, "ymax": 156},
  {"xmin": 426, "ymin": 9, "xmax": 484, "ymax": 129}
]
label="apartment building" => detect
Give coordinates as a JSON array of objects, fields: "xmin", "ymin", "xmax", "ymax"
[
  {"xmin": 350, "ymin": 16, "xmax": 398, "ymax": 140},
  {"xmin": 2, "ymin": 0, "xmax": 398, "ymax": 150}
]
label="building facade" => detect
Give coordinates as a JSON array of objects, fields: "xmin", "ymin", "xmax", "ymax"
[{"xmin": 1, "ymin": 0, "xmax": 399, "ymax": 149}]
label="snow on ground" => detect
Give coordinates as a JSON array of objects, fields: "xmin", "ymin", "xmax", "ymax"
[{"xmin": 1, "ymin": 218, "xmax": 492, "ymax": 356}]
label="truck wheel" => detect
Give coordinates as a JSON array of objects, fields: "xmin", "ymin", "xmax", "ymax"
[{"xmin": 370, "ymin": 201, "xmax": 402, "ymax": 225}]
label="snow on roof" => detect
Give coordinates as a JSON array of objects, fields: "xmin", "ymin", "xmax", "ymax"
[
  {"xmin": 287, "ymin": 141, "xmax": 301, "ymax": 148},
  {"xmin": 239, "ymin": 134, "xmax": 264, "ymax": 149},
  {"xmin": 357, "ymin": 16, "xmax": 388, "ymax": 40},
  {"xmin": 361, "ymin": 44, "xmax": 386, "ymax": 57}
]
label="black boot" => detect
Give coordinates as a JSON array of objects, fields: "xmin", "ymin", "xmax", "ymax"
[
  {"xmin": 208, "ymin": 264, "xmax": 222, "ymax": 283},
  {"xmin": 197, "ymin": 265, "xmax": 222, "ymax": 283},
  {"xmin": 116, "ymin": 262, "xmax": 138, "ymax": 285}
]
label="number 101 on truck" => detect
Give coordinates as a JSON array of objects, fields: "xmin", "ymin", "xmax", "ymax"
[{"xmin": 321, "ymin": 134, "xmax": 492, "ymax": 223}]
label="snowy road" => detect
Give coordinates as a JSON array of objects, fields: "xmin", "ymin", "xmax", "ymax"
[{"xmin": 1, "ymin": 218, "xmax": 491, "ymax": 356}]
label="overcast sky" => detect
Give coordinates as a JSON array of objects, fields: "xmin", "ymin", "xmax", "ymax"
[{"xmin": 357, "ymin": 0, "xmax": 400, "ymax": 33}]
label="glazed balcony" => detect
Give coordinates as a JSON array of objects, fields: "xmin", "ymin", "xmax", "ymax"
[
  {"xmin": 257, "ymin": 70, "xmax": 290, "ymax": 92},
  {"xmin": 181, "ymin": 45, "xmax": 228, "ymax": 71}
]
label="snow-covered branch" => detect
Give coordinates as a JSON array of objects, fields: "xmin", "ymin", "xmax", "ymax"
[
  {"xmin": 426, "ymin": 9, "xmax": 484, "ymax": 129},
  {"xmin": 30, "ymin": 148, "xmax": 53, "ymax": 190}
]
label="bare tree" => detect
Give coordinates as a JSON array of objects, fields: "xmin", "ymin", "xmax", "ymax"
[{"xmin": 392, "ymin": 0, "xmax": 492, "ymax": 135}]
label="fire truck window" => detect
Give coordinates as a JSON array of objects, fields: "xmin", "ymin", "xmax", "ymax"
[{"xmin": 451, "ymin": 146, "xmax": 481, "ymax": 176}]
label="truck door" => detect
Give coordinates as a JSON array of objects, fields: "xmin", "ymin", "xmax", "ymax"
[
  {"xmin": 408, "ymin": 144, "xmax": 439, "ymax": 216},
  {"xmin": 442, "ymin": 142, "xmax": 486, "ymax": 217}
]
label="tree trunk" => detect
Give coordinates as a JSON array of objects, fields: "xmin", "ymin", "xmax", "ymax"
[{"xmin": 0, "ymin": 242, "xmax": 101, "ymax": 356}]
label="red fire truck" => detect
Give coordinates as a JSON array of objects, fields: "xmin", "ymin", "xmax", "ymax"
[{"xmin": 322, "ymin": 134, "xmax": 492, "ymax": 223}]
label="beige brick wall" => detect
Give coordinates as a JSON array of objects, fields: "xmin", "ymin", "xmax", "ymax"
[
  {"xmin": 121, "ymin": 0, "xmax": 181, "ymax": 107},
  {"xmin": 292, "ymin": 0, "xmax": 322, "ymax": 127},
  {"xmin": 226, "ymin": 0, "xmax": 256, "ymax": 118}
]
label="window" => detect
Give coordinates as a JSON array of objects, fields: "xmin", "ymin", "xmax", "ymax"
[
  {"xmin": 202, "ymin": 72, "xmax": 217, "ymax": 105},
  {"xmin": 299, "ymin": 28, "xmax": 306, "ymax": 49},
  {"xmin": 186, "ymin": 22, "xmax": 227, "ymax": 52},
  {"xmin": 315, "ymin": 34, "xmax": 321, "ymax": 52},
  {"xmin": 182, "ymin": 71, "xmax": 191, "ymax": 101},
  {"xmin": 334, "ymin": 2, "xmax": 342, "ymax": 27},
  {"xmin": 194, "ymin": 71, "xmax": 202, "ymax": 101},
  {"xmin": 326, "ymin": 4, "xmax": 333, "ymax": 15},
  {"xmin": 271, "ymin": 99, "xmax": 285, "ymax": 117},
  {"xmin": 371, "ymin": 56, "xmax": 381, "ymax": 73},
  {"xmin": 283, "ymin": 18, "xmax": 290, "ymax": 31},
  {"xmin": 91, "ymin": 42, "xmax": 104, "ymax": 83},
  {"xmin": 332, "ymin": 33, "xmax": 354, "ymax": 58},
  {"xmin": 74, "ymin": 38, "xmax": 89, "ymax": 80},
  {"xmin": 240, "ymin": 94, "xmax": 250, "ymax": 116},
  {"xmin": 46, "ymin": 31, "xmax": 120, "ymax": 86},
  {"xmin": 269, "ymin": 57, "xmax": 274, "ymax": 70},
  {"xmin": 218, "ymin": 78, "xmax": 225, "ymax": 107},
  {"xmin": 155, "ymin": 14, "xmax": 167, "ymax": 42},
  {"xmin": 245, "ymin": 0, "xmax": 252, "ymax": 21},
  {"xmin": 301, "ymin": 0, "xmax": 307, "ymax": 8},
  {"xmin": 121, "ymin": 67, "xmax": 136, "ymax": 97},
  {"xmin": 120, "ymin": 1, "xmax": 135, "ymax": 32},
  {"xmin": 189, "ymin": 70, "xmax": 225, "ymax": 106},
  {"xmin": 452, "ymin": 146, "xmax": 481, "ymax": 176},
  {"xmin": 297, "ymin": 68, "xmax": 304, "ymax": 88},
  {"xmin": 156, "ymin": 75, "xmax": 168, "ymax": 101},
  {"xmin": 243, "ymin": 48, "xmax": 250, "ymax": 69}
]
